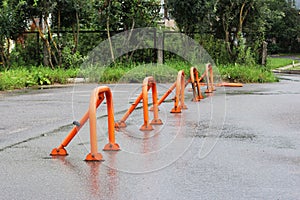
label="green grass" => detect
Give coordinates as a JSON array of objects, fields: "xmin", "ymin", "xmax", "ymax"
[
  {"xmin": 1, "ymin": 59, "xmax": 282, "ymax": 91},
  {"xmin": 291, "ymin": 66, "xmax": 300, "ymax": 70},
  {"xmin": 275, "ymin": 53, "xmax": 300, "ymax": 58},
  {"xmin": 0, "ymin": 66, "xmax": 78, "ymax": 91},
  {"xmin": 80, "ymin": 60, "xmax": 192, "ymax": 83},
  {"xmin": 266, "ymin": 57, "xmax": 298, "ymax": 70},
  {"xmin": 218, "ymin": 64, "xmax": 278, "ymax": 83}
]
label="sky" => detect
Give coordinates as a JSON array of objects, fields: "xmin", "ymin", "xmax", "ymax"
[{"xmin": 296, "ymin": 0, "xmax": 300, "ymax": 8}]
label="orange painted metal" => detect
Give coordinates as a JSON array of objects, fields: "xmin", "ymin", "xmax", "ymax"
[
  {"xmin": 150, "ymin": 78, "xmax": 163, "ymax": 125},
  {"xmin": 86, "ymin": 86, "xmax": 120, "ymax": 161},
  {"xmin": 115, "ymin": 87, "xmax": 151, "ymax": 129},
  {"xmin": 218, "ymin": 82, "xmax": 243, "ymax": 87},
  {"xmin": 156, "ymin": 82, "xmax": 176, "ymax": 106},
  {"xmin": 171, "ymin": 70, "xmax": 187, "ymax": 113},
  {"xmin": 51, "ymin": 86, "xmax": 120, "ymax": 162},
  {"xmin": 151, "ymin": 72, "xmax": 189, "ymax": 111},
  {"xmin": 205, "ymin": 63, "xmax": 215, "ymax": 93},
  {"xmin": 140, "ymin": 76, "xmax": 162, "ymax": 131},
  {"xmin": 50, "ymin": 97, "xmax": 103, "ymax": 156},
  {"xmin": 198, "ymin": 82, "xmax": 243, "ymax": 87},
  {"xmin": 190, "ymin": 67, "xmax": 204, "ymax": 102},
  {"xmin": 115, "ymin": 76, "xmax": 162, "ymax": 132}
]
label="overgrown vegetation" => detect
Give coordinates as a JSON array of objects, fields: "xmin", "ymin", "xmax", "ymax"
[
  {"xmin": 1, "ymin": 56, "xmax": 297, "ymax": 91},
  {"xmin": 266, "ymin": 57, "xmax": 299, "ymax": 69},
  {"xmin": 0, "ymin": 0, "xmax": 299, "ymax": 91},
  {"xmin": 218, "ymin": 65, "xmax": 278, "ymax": 83},
  {"xmin": 0, "ymin": 66, "xmax": 78, "ymax": 90}
]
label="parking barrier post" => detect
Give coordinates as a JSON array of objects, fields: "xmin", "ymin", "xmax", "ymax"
[
  {"xmin": 205, "ymin": 63, "xmax": 215, "ymax": 93},
  {"xmin": 171, "ymin": 70, "xmax": 187, "ymax": 113},
  {"xmin": 190, "ymin": 67, "xmax": 204, "ymax": 101},
  {"xmin": 50, "ymin": 86, "xmax": 120, "ymax": 162},
  {"xmin": 140, "ymin": 76, "xmax": 163, "ymax": 131}
]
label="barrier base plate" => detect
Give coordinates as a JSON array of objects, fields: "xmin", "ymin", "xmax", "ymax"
[
  {"xmin": 150, "ymin": 119, "xmax": 163, "ymax": 125},
  {"xmin": 103, "ymin": 143, "xmax": 120, "ymax": 151},
  {"xmin": 140, "ymin": 124, "xmax": 154, "ymax": 131},
  {"xmin": 115, "ymin": 121, "xmax": 127, "ymax": 128},
  {"xmin": 170, "ymin": 107, "xmax": 182, "ymax": 113},
  {"xmin": 50, "ymin": 147, "xmax": 68, "ymax": 156},
  {"xmin": 85, "ymin": 153, "xmax": 104, "ymax": 162}
]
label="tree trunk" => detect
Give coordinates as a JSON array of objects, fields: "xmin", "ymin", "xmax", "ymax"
[
  {"xmin": 33, "ymin": 16, "xmax": 54, "ymax": 68},
  {"xmin": 0, "ymin": 43, "xmax": 8, "ymax": 68},
  {"xmin": 44, "ymin": 16, "xmax": 58, "ymax": 65},
  {"xmin": 75, "ymin": 11, "xmax": 80, "ymax": 53},
  {"xmin": 57, "ymin": 9, "xmax": 62, "ymax": 66},
  {"xmin": 223, "ymin": 15, "xmax": 232, "ymax": 55},
  {"xmin": 237, "ymin": 2, "xmax": 252, "ymax": 40},
  {"xmin": 5, "ymin": 38, "xmax": 11, "ymax": 67},
  {"xmin": 107, "ymin": 14, "xmax": 115, "ymax": 64}
]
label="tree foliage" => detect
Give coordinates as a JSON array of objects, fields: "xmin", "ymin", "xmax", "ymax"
[
  {"xmin": 0, "ymin": 0, "xmax": 299, "ymax": 68},
  {"xmin": 0, "ymin": 0, "xmax": 27, "ymax": 68},
  {"xmin": 265, "ymin": 0, "xmax": 300, "ymax": 53},
  {"xmin": 168, "ymin": 0, "xmax": 300, "ymax": 65}
]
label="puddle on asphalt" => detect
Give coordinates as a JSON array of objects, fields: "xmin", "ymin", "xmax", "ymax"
[
  {"xmin": 194, "ymin": 132, "xmax": 256, "ymax": 140},
  {"xmin": 193, "ymin": 124, "xmax": 257, "ymax": 141}
]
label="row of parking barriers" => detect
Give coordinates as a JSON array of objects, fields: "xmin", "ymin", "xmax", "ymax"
[{"xmin": 51, "ymin": 64, "xmax": 242, "ymax": 161}]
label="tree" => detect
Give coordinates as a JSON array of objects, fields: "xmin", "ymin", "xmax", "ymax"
[
  {"xmin": 51, "ymin": 0, "xmax": 95, "ymax": 65},
  {"xmin": 0, "ymin": 0, "xmax": 27, "ymax": 68},
  {"xmin": 168, "ymin": 0, "xmax": 213, "ymax": 36},
  {"xmin": 265, "ymin": 0, "xmax": 300, "ymax": 53},
  {"xmin": 168, "ymin": 0, "xmax": 271, "ymax": 64},
  {"xmin": 94, "ymin": 0, "xmax": 160, "ymax": 63},
  {"xmin": 21, "ymin": 0, "xmax": 59, "ymax": 68}
]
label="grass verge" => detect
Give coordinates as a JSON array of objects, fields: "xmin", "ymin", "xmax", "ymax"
[
  {"xmin": 0, "ymin": 66, "xmax": 78, "ymax": 91},
  {"xmin": 266, "ymin": 57, "xmax": 299, "ymax": 70},
  {"xmin": 1, "ymin": 58, "xmax": 284, "ymax": 91},
  {"xmin": 218, "ymin": 64, "xmax": 278, "ymax": 83}
]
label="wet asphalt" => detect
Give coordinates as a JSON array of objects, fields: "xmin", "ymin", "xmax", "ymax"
[{"xmin": 0, "ymin": 74, "xmax": 300, "ymax": 199}]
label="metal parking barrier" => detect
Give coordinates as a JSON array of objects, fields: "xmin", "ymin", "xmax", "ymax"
[
  {"xmin": 51, "ymin": 86, "xmax": 120, "ymax": 162},
  {"xmin": 190, "ymin": 67, "xmax": 204, "ymax": 102},
  {"xmin": 50, "ymin": 64, "xmax": 242, "ymax": 162},
  {"xmin": 170, "ymin": 70, "xmax": 187, "ymax": 113},
  {"xmin": 115, "ymin": 76, "xmax": 163, "ymax": 131}
]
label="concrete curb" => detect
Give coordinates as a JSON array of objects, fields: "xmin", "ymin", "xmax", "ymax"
[{"xmin": 272, "ymin": 62, "xmax": 300, "ymax": 74}]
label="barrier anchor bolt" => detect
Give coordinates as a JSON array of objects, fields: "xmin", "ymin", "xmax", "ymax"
[
  {"xmin": 170, "ymin": 107, "xmax": 182, "ymax": 113},
  {"xmin": 85, "ymin": 153, "xmax": 104, "ymax": 162},
  {"xmin": 103, "ymin": 143, "xmax": 120, "ymax": 151},
  {"xmin": 115, "ymin": 121, "xmax": 127, "ymax": 129},
  {"xmin": 140, "ymin": 124, "xmax": 154, "ymax": 131},
  {"xmin": 150, "ymin": 119, "xmax": 163, "ymax": 125},
  {"xmin": 50, "ymin": 147, "xmax": 68, "ymax": 156}
]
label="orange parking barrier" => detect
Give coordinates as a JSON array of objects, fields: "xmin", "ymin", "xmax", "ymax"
[
  {"xmin": 156, "ymin": 82, "xmax": 176, "ymax": 106},
  {"xmin": 51, "ymin": 86, "xmax": 120, "ymax": 162},
  {"xmin": 199, "ymin": 82, "xmax": 243, "ymax": 87},
  {"xmin": 190, "ymin": 67, "xmax": 204, "ymax": 102},
  {"xmin": 205, "ymin": 63, "xmax": 215, "ymax": 93},
  {"xmin": 140, "ymin": 76, "xmax": 163, "ymax": 131},
  {"xmin": 115, "ymin": 90, "xmax": 149, "ymax": 129},
  {"xmin": 171, "ymin": 70, "xmax": 187, "ymax": 113},
  {"xmin": 218, "ymin": 82, "xmax": 243, "ymax": 87},
  {"xmin": 150, "ymin": 70, "xmax": 188, "ymax": 113},
  {"xmin": 115, "ymin": 76, "xmax": 162, "ymax": 131}
]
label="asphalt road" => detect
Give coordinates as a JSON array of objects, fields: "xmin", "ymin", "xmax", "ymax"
[{"xmin": 0, "ymin": 74, "xmax": 300, "ymax": 199}]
